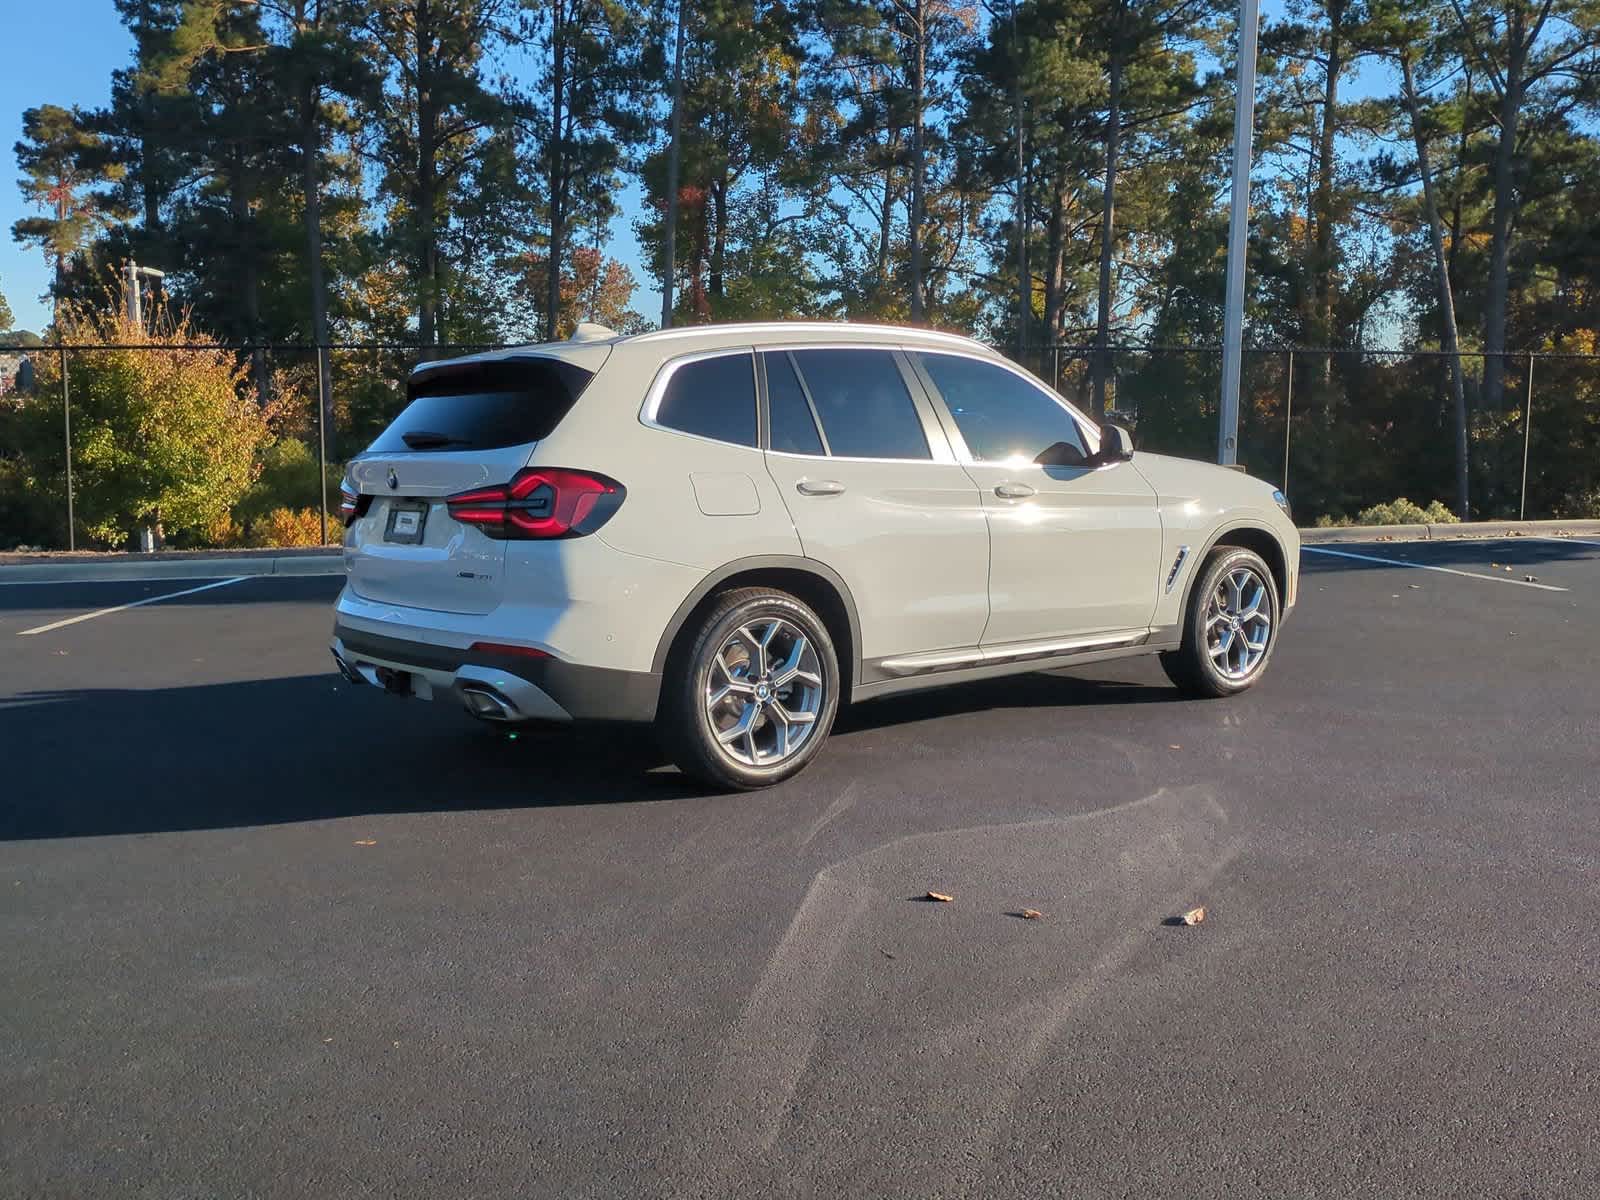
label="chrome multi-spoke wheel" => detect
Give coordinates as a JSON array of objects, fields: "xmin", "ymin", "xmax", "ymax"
[
  {"xmin": 705, "ymin": 618, "xmax": 825, "ymax": 766},
  {"xmin": 660, "ymin": 589, "xmax": 840, "ymax": 789},
  {"xmin": 1203, "ymin": 564, "xmax": 1273, "ymax": 680},
  {"xmin": 1162, "ymin": 547, "xmax": 1280, "ymax": 698}
]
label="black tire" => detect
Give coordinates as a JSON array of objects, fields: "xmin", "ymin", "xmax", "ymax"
[
  {"xmin": 657, "ymin": 587, "xmax": 840, "ymax": 790},
  {"xmin": 1160, "ymin": 546, "xmax": 1281, "ymax": 699}
]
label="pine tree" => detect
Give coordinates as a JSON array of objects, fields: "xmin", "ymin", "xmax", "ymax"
[{"xmin": 11, "ymin": 105, "xmax": 127, "ymax": 309}]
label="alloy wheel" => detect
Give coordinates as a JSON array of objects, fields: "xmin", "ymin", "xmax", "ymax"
[
  {"xmin": 1204, "ymin": 565, "xmax": 1273, "ymax": 681},
  {"xmin": 704, "ymin": 618, "xmax": 825, "ymax": 767}
]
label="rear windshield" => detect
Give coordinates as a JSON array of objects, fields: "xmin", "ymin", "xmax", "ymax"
[{"xmin": 367, "ymin": 357, "xmax": 594, "ymax": 453}]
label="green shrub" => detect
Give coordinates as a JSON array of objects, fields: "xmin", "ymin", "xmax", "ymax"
[
  {"xmin": 234, "ymin": 438, "xmax": 336, "ymax": 526},
  {"xmin": 1316, "ymin": 498, "xmax": 1460, "ymax": 527},
  {"xmin": 1557, "ymin": 488, "xmax": 1600, "ymax": 519},
  {"xmin": 1355, "ymin": 498, "xmax": 1459, "ymax": 526}
]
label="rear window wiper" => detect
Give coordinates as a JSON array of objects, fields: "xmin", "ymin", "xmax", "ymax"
[{"xmin": 400, "ymin": 429, "xmax": 470, "ymax": 449}]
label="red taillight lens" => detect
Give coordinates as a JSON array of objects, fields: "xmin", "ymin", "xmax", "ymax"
[
  {"xmin": 446, "ymin": 468, "xmax": 624, "ymax": 540},
  {"xmin": 468, "ymin": 641, "xmax": 552, "ymax": 659},
  {"xmin": 339, "ymin": 483, "xmax": 372, "ymax": 527}
]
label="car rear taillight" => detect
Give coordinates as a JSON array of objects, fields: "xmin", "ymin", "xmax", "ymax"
[
  {"xmin": 339, "ymin": 482, "xmax": 373, "ymax": 527},
  {"xmin": 446, "ymin": 468, "xmax": 625, "ymax": 540}
]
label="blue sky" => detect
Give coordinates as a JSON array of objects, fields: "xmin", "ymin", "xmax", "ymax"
[{"xmin": 1, "ymin": 0, "xmax": 128, "ymax": 333}]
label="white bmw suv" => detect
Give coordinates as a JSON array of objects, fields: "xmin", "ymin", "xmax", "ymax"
[{"xmin": 332, "ymin": 322, "xmax": 1299, "ymax": 788}]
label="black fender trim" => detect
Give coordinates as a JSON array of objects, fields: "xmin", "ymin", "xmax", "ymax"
[
  {"xmin": 649, "ymin": 555, "xmax": 864, "ymax": 685},
  {"xmin": 1174, "ymin": 522, "xmax": 1292, "ymax": 631}
]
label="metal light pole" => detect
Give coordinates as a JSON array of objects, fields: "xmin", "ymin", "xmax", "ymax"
[
  {"xmin": 660, "ymin": 0, "xmax": 686, "ymax": 330},
  {"xmin": 123, "ymin": 261, "xmax": 166, "ymax": 331},
  {"xmin": 60, "ymin": 347, "xmax": 75, "ymax": 552},
  {"xmin": 1217, "ymin": 0, "xmax": 1260, "ymax": 466},
  {"xmin": 1519, "ymin": 356, "xmax": 1534, "ymax": 521}
]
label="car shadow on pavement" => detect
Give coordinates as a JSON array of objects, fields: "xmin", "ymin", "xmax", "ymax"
[
  {"xmin": 835, "ymin": 669, "xmax": 1177, "ymax": 735},
  {"xmin": 1, "ymin": 667, "xmax": 1177, "ymax": 841}
]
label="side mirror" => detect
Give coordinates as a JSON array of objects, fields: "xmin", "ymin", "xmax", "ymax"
[{"xmin": 1093, "ymin": 424, "xmax": 1134, "ymax": 465}]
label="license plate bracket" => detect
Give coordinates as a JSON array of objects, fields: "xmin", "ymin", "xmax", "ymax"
[{"xmin": 384, "ymin": 500, "xmax": 428, "ymax": 545}]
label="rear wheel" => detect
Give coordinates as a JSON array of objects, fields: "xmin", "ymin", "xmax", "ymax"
[
  {"xmin": 658, "ymin": 588, "xmax": 840, "ymax": 790},
  {"xmin": 1160, "ymin": 546, "xmax": 1280, "ymax": 698}
]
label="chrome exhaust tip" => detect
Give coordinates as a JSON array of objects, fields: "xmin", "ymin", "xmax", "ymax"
[
  {"xmin": 331, "ymin": 650, "xmax": 364, "ymax": 685},
  {"xmin": 461, "ymin": 686, "xmax": 518, "ymax": 721}
]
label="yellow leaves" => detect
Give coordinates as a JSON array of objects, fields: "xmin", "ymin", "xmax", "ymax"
[{"xmin": 248, "ymin": 507, "xmax": 334, "ymax": 548}]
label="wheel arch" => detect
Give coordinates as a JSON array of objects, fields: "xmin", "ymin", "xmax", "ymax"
[
  {"xmin": 1180, "ymin": 522, "xmax": 1290, "ymax": 618},
  {"xmin": 651, "ymin": 556, "xmax": 862, "ymax": 695}
]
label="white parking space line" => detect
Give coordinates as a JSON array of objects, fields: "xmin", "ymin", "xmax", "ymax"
[
  {"xmin": 1304, "ymin": 547, "xmax": 1569, "ymax": 592},
  {"xmin": 1529, "ymin": 535, "xmax": 1600, "ymax": 549},
  {"xmin": 15, "ymin": 577, "xmax": 250, "ymax": 636}
]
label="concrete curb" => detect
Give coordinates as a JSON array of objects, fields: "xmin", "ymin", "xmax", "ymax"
[
  {"xmin": 1300, "ymin": 519, "xmax": 1600, "ymax": 545},
  {"xmin": 0, "ymin": 552, "xmax": 344, "ymax": 584}
]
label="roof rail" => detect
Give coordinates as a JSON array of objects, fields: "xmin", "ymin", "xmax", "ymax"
[{"xmin": 628, "ymin": 320, "xmax": 995, "ymax": 352}]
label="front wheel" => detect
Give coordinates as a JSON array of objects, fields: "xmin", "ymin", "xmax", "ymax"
[
  {"xmin": 1160, "ymin": 546, "xmax": 1280, "ymax": 698},
  {"xmin": 658, "ymin": 588, "xmax": 840, "ymax": 790}
]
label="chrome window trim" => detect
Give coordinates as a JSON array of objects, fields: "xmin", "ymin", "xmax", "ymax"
[
  {"xmin": 758, "ymin": 349, "xmax": 832, "ymax": 458},
  {"xmin": 638, "ymin": 347, "xmax": 763, "ymax": 451},
  {"xmin": 752, "ymin": 343, "xmax": 957, "ymax": 465},
  {"xmin": 906, "ymin": 345, "xmax": 1104, "ymax": 464}
]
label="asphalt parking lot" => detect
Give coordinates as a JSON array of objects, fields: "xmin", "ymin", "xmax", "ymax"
[{"xmin": 3, "ymin": 536, "xmax": 1599, "ymax": 1199}]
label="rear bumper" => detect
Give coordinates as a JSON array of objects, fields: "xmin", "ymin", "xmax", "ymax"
[{"xmin": 332, "ymin": 621, "xmax": 660, "ymax": 724}]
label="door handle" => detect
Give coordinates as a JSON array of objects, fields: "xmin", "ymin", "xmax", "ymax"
[
  {"xmin": 797, "ymin": 479, "xmax": 847, "ymax": 497},
  {"xmin": 994, "ymin": 482, "xmax": 1036, "ymax": 499}
]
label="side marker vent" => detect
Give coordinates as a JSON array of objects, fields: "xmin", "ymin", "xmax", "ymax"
[{"xmin": 1165, "ymin": 546, "xmax": 1191, "ymax": 594}]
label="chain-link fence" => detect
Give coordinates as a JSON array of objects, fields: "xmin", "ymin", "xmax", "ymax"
[
  {"xmin": 2, "ymin": 339, "xmax": 1597, "ymax": 552},
  {"xmin": 1027, "ymin": 345, "xmax": 1600, "ymax": 526}
]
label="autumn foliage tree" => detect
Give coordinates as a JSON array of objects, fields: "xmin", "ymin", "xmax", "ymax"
[{"xmin": 17, "ymin": 302, "xmax": 275, "ymax": 548}]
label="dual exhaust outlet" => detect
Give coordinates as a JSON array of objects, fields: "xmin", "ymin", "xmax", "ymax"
[{"xmin": 331, "ymin": 648, "xmax": 520, "ymax": 721}]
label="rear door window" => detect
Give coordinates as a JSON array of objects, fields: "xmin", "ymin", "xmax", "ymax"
[
  {"xmin": 762, "ymin": 351, "xmax": 826, "ymax": 456},
  {"xmin": 788, "ymin": 348, "xmax": 930, "ymax": 460},
  {"xmin": 368, "ymin": 357, "xmax": 593, "ymax": 453},
  {"xmin": 653, "ymin": 353, "xmax": 758, "ymax": 447}
]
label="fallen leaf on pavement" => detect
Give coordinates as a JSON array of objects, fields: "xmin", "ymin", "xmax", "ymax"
[
  {"xmin": 1169, "ymin": 744, "xmax": 1181, "ymax": 750},
  {"xmin": 1020, "ymin": 909, "xmax": 1044, "ymax": 920},
  {"xmin": 926, "ymin": 890, "xmax": 953, "ymax": 903},
  {"xmin": 353, "ymin": 839, "xmax": 377, "ymax": 846},
  {"xmin": 1182, "ymin": 906, "xmax": 1206, "ymax": 926},
  {"xmin": 1408, "ymin": 584, "xmax": 1421, "ymax": 590}
]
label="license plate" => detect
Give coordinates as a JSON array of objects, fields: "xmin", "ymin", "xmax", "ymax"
[{"xmin": 384, "ymin": 501, "xmax": 428, "ymax": 544}]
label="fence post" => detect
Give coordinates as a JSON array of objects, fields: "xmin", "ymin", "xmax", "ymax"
[
  {"xmin": 1282, "ymin": 349, "xmax": 1294, "ymax": 493},
  {"xmin": 1519, "ymin": 355, "xmax": 1534, "ymax": 522},
  {"xmin": 60, "ymin": 347, "xmax": 75, "ymax": 552},
  {"xmin": 316, "ymin": 344, "xmax": 330, "ymax": 546}
]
